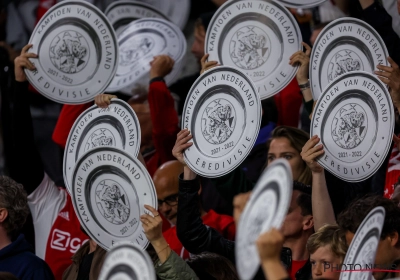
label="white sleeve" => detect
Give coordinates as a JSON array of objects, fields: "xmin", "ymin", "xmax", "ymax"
[{"xmin": 28, "ymin": 173, "xmax": 66, "ymax": 259}]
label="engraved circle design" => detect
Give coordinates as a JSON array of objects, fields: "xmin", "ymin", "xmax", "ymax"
[
  {"xmin": 339, "ymin": 207, "xmax": 385, "ymax": 280},
  {"xmin": 205, "ymin": 0, "xmax": 302, "ymax": 100},
  {"xmin": 229, "ymin": 25, "xmax": 271, "ymax": 70},
  {"xmin": 331, "ymin": 103, "xmax": 368, "ymax": 150},
  {"xmin": 107, "ymin": 18, "xmax": 186, "ymax": 92},
  {"xmin": 276, "ymin": 0, "xmax": 328, "ymax": 8},
  {"xmin": 98, "ymin": 242, "xmax": 156, "ymax": 280},
  {"xmin": 105, "ymin": 1, "xmax": 169, "ymax": 36},
  {"xmin": 49, "ymin": 30, "xmax": 89, "ymax": 74},
  {"xmin": 181, "ymin": 66, "xmax": 261, "ymax": 177},
  {"xmin": 84, "ymin": 128, "xmax": 116, "ymax": 152},
  {"xmin": 26, "ymin": 1, "xmax": 119, "ymax": 104},
  {"xmin": 95, "ymin": 179, "xmax": 130, "ymax": 225},
  {"xmin": 327, "ymin": 50, "xmax": 364, "ymax": 83},
  {"xmin": 310, "ymin": 71, "xmax": 394, "ymax": 182},
  {"xmin": 63, "ymin": 99, "xmax": 141, "ymax": 193},
  {"xmin": 201, "ymin": 98, "xmax": 237, "ymax": 145},
  {"xmin": 236, "ymin": 159, "xmax": 292, "ymax": 280},
  {"xmin": 310, "ymin": 18, "xmax": 389, "ymax": 100},
  {"xmin": 71, "ymin": 148, "xmax": 157, "ymax": 251}
]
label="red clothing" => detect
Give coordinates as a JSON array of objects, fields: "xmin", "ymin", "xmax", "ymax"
[
  {"xmin": 273, "ymin": 78, "xmax": 303, "ymax": 127},
  {"xmin": 384, "ymin": 141, "xmax": 400, "ymax": 198},
  {"xmin": 289, "ymin": 260, "xmax": 308, "ymax": 280},
  {"xmin": 146, "ymin": 80, "xmax": 180, "ymax": 177},
  {"xmin": 52, "ymin": 103, "xmax": 91, "ymax": 148},
  {"xmin": 163, "ymin": 210, "xmax": 236, "ymax": 260}
]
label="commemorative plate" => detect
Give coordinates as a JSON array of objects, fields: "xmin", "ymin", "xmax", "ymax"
[
  {"xmin": 107, "ymin": 18, "xmax": 186, "ymax": 92},
  {"xmin": 99, "ymin": 241, "xmax": 156, "ymax": 280},
  {"xmin": 310, "ymin": 71, "xmax": 394, "ymax": 182},
  {"xmin": 26, "ymin": 1, "xmax": 119, "ymax": 104},
  {"xmin": 276, "ymin": 0, "xmax": 328, "ymax": 9},
  {"xmin": 310, "ymin": 17, "xmax": 389, "ymax": 100},
  {"xmin": 340, "ymin": 207, "xmax": 385, "ymax": 280},
  {"xmin": 105, "ymin": 1, "xmax": 169, "ymax": 36},
  {"xmin": 205, "ymin": 0, "xmax": 302, "ymax": 100},
  {"xmin": 236, "ymin": 159, "xmax": 293, "ymax": 280},
  {"xmin": 71, "ymin": 147, "xmax": 157, "ymax": 251},
  {"xmin": 181, "ymin": 66, "xmax": 261, "ymax": 177},
  {"xmin": 135, "ymin": 0, "xmax": 190, "ymax": 30},
  {"xmin": 64, "ymin": 99, "xmax": 141, "ymax": 193}
]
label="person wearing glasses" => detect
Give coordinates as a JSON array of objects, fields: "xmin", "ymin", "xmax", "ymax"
[{"xmin": 153, "ymin": 160, "xmax": 236, "ymax": 260}]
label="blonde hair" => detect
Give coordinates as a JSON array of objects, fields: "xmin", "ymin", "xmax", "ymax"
[{"xmin": 307, "ymin": 224, "xmax": 348, "ymax": 262}]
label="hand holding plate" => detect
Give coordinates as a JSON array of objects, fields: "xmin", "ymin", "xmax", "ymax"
[
  {"xmin": 289, "ymin": 42, "xmax": 311, "ymax": 85},
  {"xmin": 376, "ymin": 57, "xmax": 400, "ymax": 109},
  {"xmin": 150, "ymin": 55, "xmax": 175, "ymax": 79},
  {"xmin": 200, "ymin": 54, "xmax": 219, "ymax": 75},
  {"xmin": 300, "ymin": 135, "xmax": 324, "ymax": 174},
  {"xmin": 233, "ymin": 191, "xmax": 251, "ymax": 226},
  {"xmin": 256, "ymin": 228, "xmax": 284, "ymax": 261},
  {"xmin": 140, "ymin": 205, "xmax": 163, "ymax": 243},
  {"xmin": 172, "ymin": 129, "xmax": 193, "ymax": 166},
  {"xmin": 14, "ymin": 44, "xmax": 38, "ymax": 82},
  {"xmin": 94, "ymin": 94, "xmax": 117, "ymax": 108}
]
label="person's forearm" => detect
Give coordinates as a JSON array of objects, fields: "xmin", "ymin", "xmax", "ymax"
[
  {"xmin": 151, "ymin": 237, "xmax": 171, "ymax": 264},
  {"xmin": 359, "ymin": 0, "xmax": 374, "ymax": 9},
  {"xmin": 301, "ymin": 88, "xmax": 313, "ymax": 103},
  {"xmin": 261, "ymin": 259, "xmax": 289, "ymax": 280},
  {"xmin": 183, "ymin": 166, "xmax": 197, "ymax": 180},
  {"xmin": 312, "ymin": 171, "xmax": 336, "ymax": 230}
]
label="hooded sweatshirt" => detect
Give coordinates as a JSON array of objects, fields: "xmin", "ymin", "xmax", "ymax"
[{"xmin": 0, "ymin": 234, "xmax": 55, "ymax": 280}]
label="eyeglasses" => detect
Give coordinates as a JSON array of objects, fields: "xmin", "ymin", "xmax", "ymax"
[{"xmin": 157, "ymin": 193, "xmax": 179, "ymax": 206}]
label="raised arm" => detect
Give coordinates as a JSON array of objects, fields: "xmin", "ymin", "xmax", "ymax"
[
  {"xmin": 7, "ymin": 44, "xmax": 44, "ymax": 194},
  {"xmin": 301, "ymin": 135, "xmax": 336, "ymax": 230},
  {"xmin": 172, "ymin": 130, "xmax": 236, "ymax": 263}
]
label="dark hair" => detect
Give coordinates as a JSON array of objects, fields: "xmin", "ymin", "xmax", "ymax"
[
  {"xmin": 266, "ymin": 126, "xmax": 312, "ymax": 185},
  {"xmin": 187, "ymin": 252, "xmax": 238, "ymax": 280},
  {"xmin": 293, "ymin": 181, "xmax": 312, "ymax": 216},
  {"xmin": 0, "ymin": 176, "xmax": 29, "ymax": 237},
  {"xmin": 338, "ymin": 195, "xmax": 400, "ymax": 243}
]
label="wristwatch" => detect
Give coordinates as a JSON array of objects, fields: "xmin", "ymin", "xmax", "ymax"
[{"xmin": 299, "ymin": 80, "xmax": 310, "ymax": 91}]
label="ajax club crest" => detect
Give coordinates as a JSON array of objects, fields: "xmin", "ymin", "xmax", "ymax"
[
  {"xmin": 49, "ymin": 31, "xmax": 89, "ymax": 74},
  {"xmin": 328, "ymin": 50, "xmax": 363, "ymax": 83},
  {"xmin": 201, "ymin": 98, "xmax": 236, "ymax": 145},
  {"xmin": 230, "ymin": 26, "xmax": 271, "ymax": 70},
  {"xmin": 331, "ymin": 103, "xmax": 367, "ymax": 150},
  {"xmin": 119, "ymin": 37, "xmax": 155, "ymax": 67},
  {"xmin": 95, "ymin": 179, "xmax": 130, "ymax": 225},
  {"xmin": 84, "ymin": 128, "xmax": 116, "ymax": 152}
]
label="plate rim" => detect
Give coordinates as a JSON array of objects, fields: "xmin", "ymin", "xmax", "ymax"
[
  {"xmin": 310, "ymin": 71, "xmax": 394, "ymax": 182},
  {"xmin": 277, "ymin": 0, "xmax": 328, "ymax": 8},
  {"xmin": 309, "ymin": 17, "xmax": 389, "ymax": 100},
  {"xmin": 181, "ymin": 65, "xmax": 261, "ymax": 178}
]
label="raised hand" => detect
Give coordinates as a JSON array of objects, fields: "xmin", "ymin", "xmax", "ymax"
[
  {"xmin": 300, "ymin": 135, "xmax": 324, "ymax": 173},
  {"xmin": 150, "ymin": 55, "xmax": 175, "ymax": 79},
  {"xmin": 172, "ymin": 129, "xmax": 193, "ymax": 166},
  {"xmin": 200, "ymin": 54, "xmax": 219, "ymax": 75},
  {"xmin": 256, "ymin": 228, "xmax": 284, "ymax": 261},
  {"xmin": 375, "ymin": 57, "xmax": 400, "ymax": 110},
  {"xmin": 140, "ymin": 205, "xmax": 163, "ymax": 243},
  {"xmin": 94, "ymin": 94, "xmax": 117, "ymax": 108},
  {"xmin": 289, "ymin": 42, "xmax": 312, "ymax": 85},
  {"xmin": 14, "ymin": 44, "xmax": 38, "ymax": 82}
]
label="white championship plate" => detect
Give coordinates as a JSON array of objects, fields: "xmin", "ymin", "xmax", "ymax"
[
  {"xmin": 64, "ymin": 99, "xmax": 141, "ymax": 192},
  {"xmin": 107, "ymin": 18, "xmax": 186, "ymax": 92},
  {"xmin": 26, "ymin": 1, "xmax": 119, "ymax": 104},
  {"xmin": 310, "ymin": 18, "xmax": 389, "ymax": 100},
  {"xmin": 182, "ymin": 66, "xmax": 261, "ymax": 178},
  {"xmin": 311, "ymin": 71, "xmax": 394, "ymax": 182},
  {"xmin": 105, "ymin": 1, "xmax": 169, "ymax": 36},
  {"xmin": 71, "ymin": 147, "xmax": 157, "ymax": 251},
  {"xmin": 236, "ymin": 159, "xmax": 293, "ymax": 280},
  {"xmin": 205, "ymin": 0, "xmax": 302, "ymax": 100},
  {"xmin": 99, "ymin": 241, "xmax": 156, "ymax": 280},
  {"xmin": 340, "ymin": 207, "xmax": 385, "ymax": 280},
  {"xmin": 276, "ymin": 0, "xmax": 328, "ymax": 8},
  {"xmin": 136, "ymin": 0, "xmax": 190, "ymax": 30}
]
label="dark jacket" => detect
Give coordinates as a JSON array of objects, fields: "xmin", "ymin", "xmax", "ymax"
[
  {"xmin": 177, "ymin": 176, "xmax": 311, "ymax": 280},
  {"xmin": 0, "ymin": 234, "xmax": 54, "ymax": 280}
]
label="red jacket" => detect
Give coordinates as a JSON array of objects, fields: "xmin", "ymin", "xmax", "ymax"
[{"xmin": 273, "ymin": 78, "xmax": 303, "ymax": 127}]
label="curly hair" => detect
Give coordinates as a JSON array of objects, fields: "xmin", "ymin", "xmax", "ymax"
[
  {"xmin": 337, "ymin": 195, "xmax": 400, "ymax": 243},
  {"xmin": 0, "ymin": 176, "xmax": 29, "ymax": 237},
  {"xmin": 307, "ymin": 224, "xmax": 348, "ymax": 262},
  {"xmin": 266, "ymin": 126, "xmax": 312, "ymax": 185}
]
